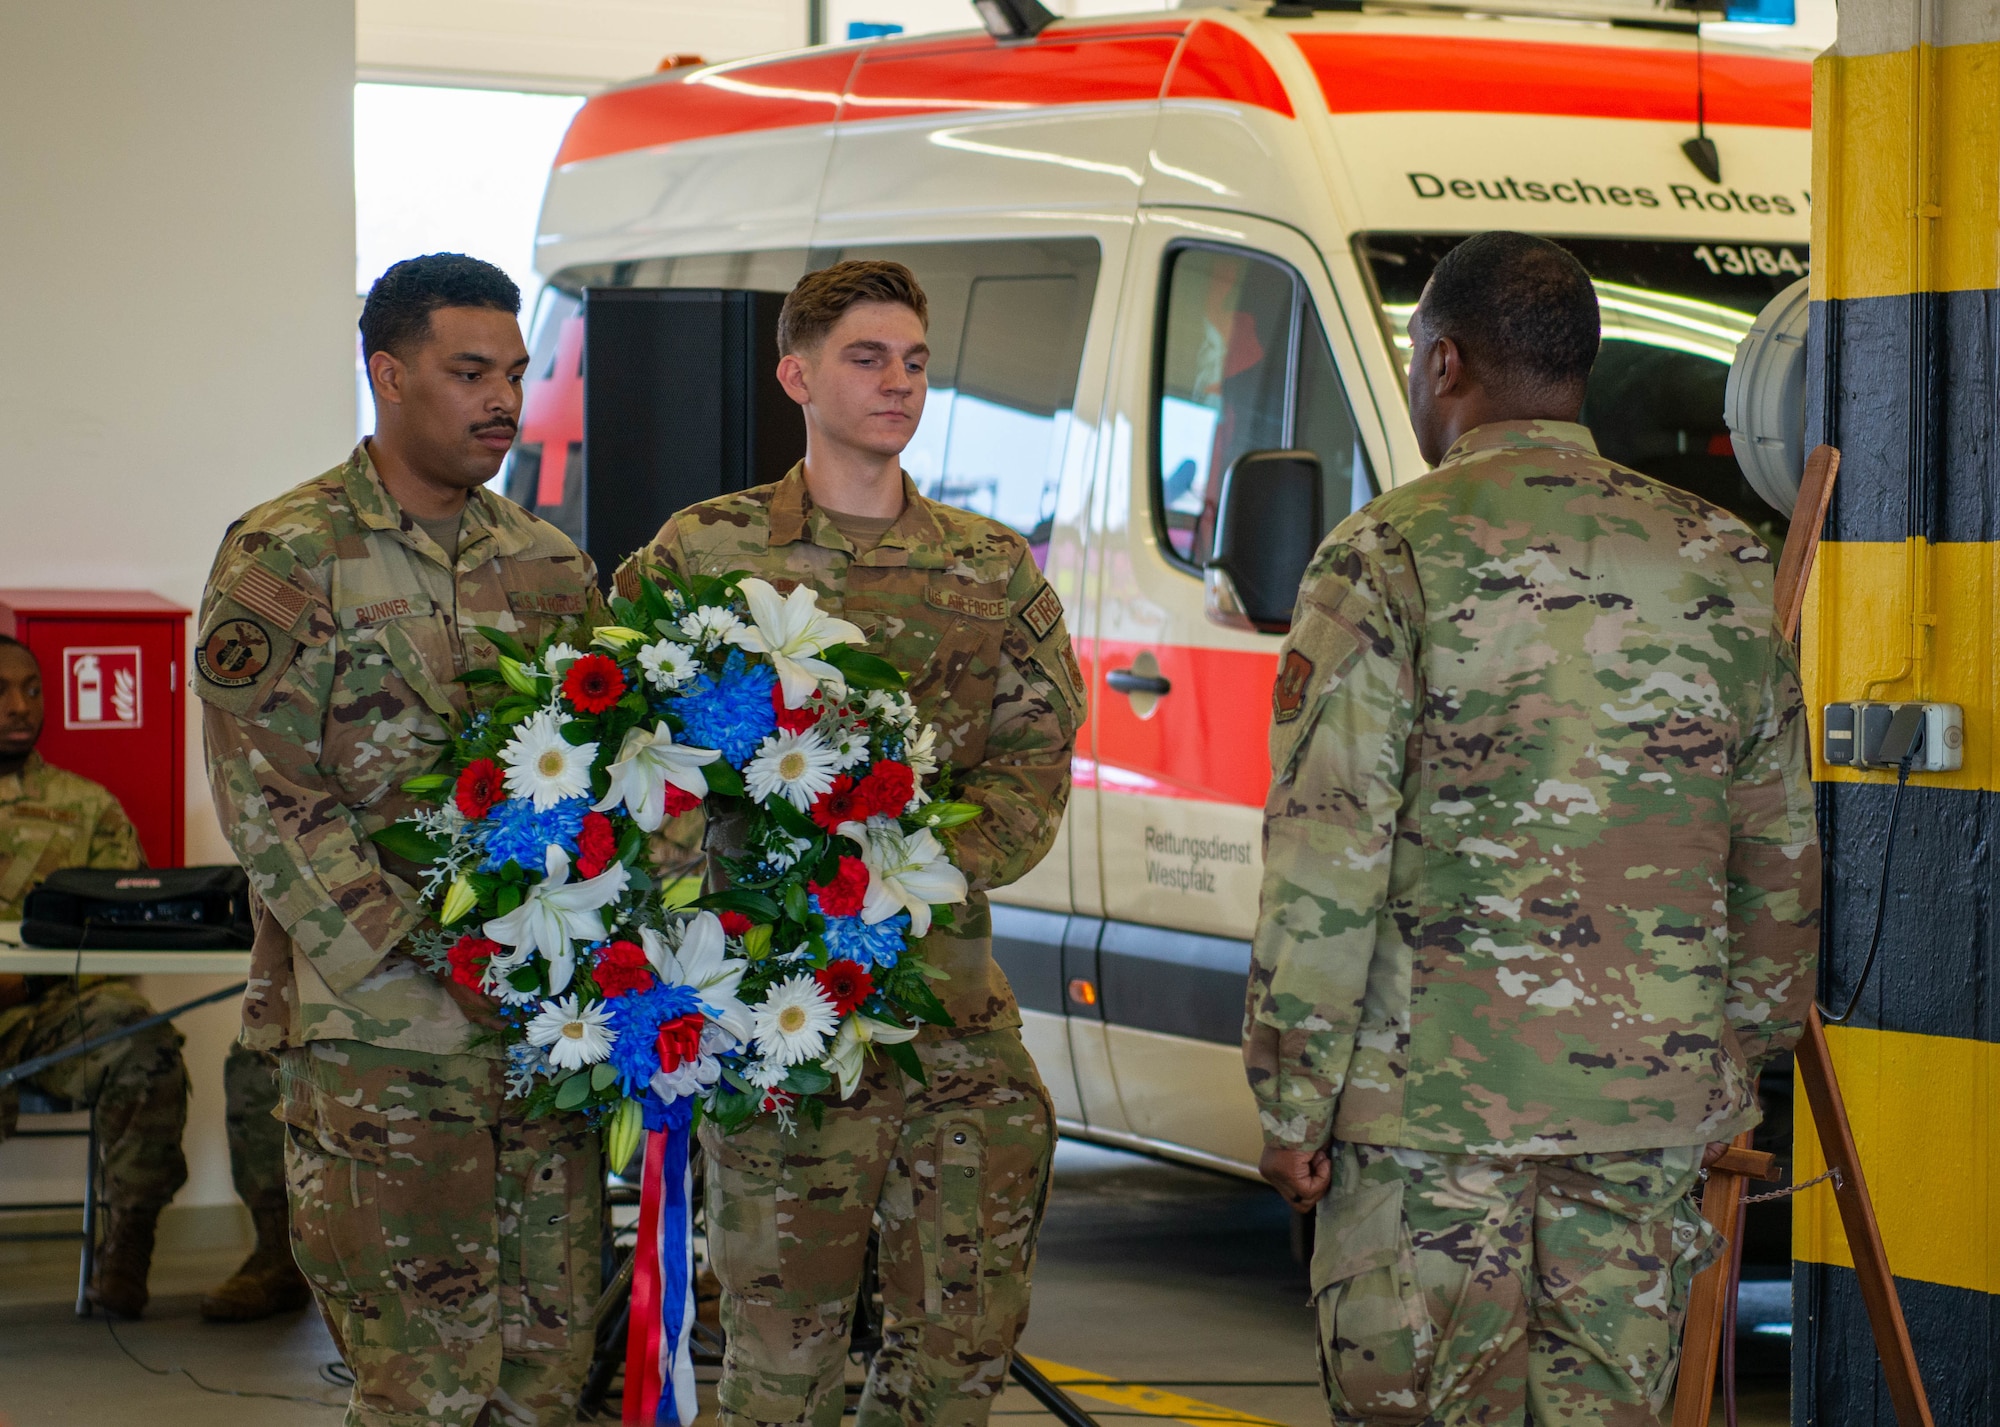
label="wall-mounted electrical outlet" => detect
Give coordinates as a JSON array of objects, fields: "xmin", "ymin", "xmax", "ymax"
[{"xmin": 1822, "ymin": 701, "xmax": 1963, "ymax": 772}]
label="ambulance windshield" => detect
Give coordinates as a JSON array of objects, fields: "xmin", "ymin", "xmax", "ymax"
[{"xmin": 1358, "ymin": 234, "xmax": 1809, "ymax": 552}]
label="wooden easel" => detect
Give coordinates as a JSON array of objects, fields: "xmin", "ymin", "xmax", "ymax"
[{"xmin": 1672, "ymin": 447, "xmax": 1935, "ymax": 1427}]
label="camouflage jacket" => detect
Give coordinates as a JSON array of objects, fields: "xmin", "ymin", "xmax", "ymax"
[
  {"xmin": 617, "ymin": 462, "xmax": 1085, "ymax": 1037},
  {"xmin": 0, "ymin": 752, "xmax": 142, "ymax": 922},
  {"xmin": 197, "ymin": 445, "xmax": 599, "ymax": 1056},
  {"xmin": 1245, "ymin": 421, "xmax": 1820, "ymax": 1157}
]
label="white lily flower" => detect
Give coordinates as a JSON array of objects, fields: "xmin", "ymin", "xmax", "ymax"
[
  {"xmin": 826, "ymin": 1013, "xmax": 921, "ymax": 1100},
  {"xmin": 838, "ymin": 816, "xmax": 968, "ymax": 940},
  {"xmin": 640, "ymin": 914, "xmax": 754, "ymax": 1043},
  {"xmin": 728, "ymin": 577, "xmax": 866, "ymax": 709},
  {"xmin": 482, "ymin": 846, "xmax": 630, "ymax": 995},
  {"xmin": 593, "ymin": 722, "xmax": 721, "ymax": 832},
  {"xmin": 542, "ymin": 642, "xmax": 582, "ymax": 675}
]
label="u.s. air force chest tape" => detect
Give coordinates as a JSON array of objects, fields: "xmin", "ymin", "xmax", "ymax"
[{"xmin": 193, "ymin": 559, "xmax": 330, "ymax": 717}]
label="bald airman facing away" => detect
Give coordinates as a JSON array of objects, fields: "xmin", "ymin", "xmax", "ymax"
[{"xmin": 1246, "ymin": 231, "xmax": 1819, "ymax": 1426}]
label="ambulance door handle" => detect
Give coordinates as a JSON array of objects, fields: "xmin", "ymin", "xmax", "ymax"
[{"xmin": 1106, "ymin": 668, "xmax": 1170, "ymax": 697}]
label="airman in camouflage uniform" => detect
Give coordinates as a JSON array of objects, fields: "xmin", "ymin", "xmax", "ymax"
[
  {"xmin": 1246, "ymin": 234, "xmax": 1819, "ymax": 1425},
  {"xmin": 198, "ymin": 251, "xmax": 605, "ymax": 1427},
  {"xmin": 617, "ymin": 261, "xmax": 1082, "ymax": 1427},
  {"xmin": 0, "ymin": 714, "xmax": 188, "ymax": 1319}
]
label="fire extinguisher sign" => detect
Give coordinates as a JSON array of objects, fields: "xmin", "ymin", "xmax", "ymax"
[{"xmin": 63, "ymin": 646, "xmax": 143, "ymax": 730}]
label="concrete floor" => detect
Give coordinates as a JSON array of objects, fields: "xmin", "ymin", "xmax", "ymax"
[{"xmin": 0, "ymin": 1141, "xmax": 1786, "ymax": 1426}]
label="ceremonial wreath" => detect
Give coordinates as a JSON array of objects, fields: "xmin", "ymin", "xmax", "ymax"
[{"xmin": 374, "ymin": 568, "xmax": 978, "ymax": 1424}]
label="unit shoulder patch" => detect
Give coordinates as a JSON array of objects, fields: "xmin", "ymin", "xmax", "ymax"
[
  {"xmin": 229, "ymin": 564, "xmax": 312, "ymax": 632},
  {"xmin": 196, "ymin": 617, "xmax": 274, "ymax": 689},
  {"xmin": 1272, "ymin": 648, "xmax": 1316, "ymax": 724},
  {"xmin": 1020, "ymin": 582, "xmax": 1065, "ymax": 642},
  {"xmin": 926, "ymin": 586, "xmax": 1010, "ymax": 622}
]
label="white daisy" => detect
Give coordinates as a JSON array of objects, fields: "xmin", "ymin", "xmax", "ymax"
[
  {"xmin": 864, "ymin": 690, "xmax": 918, "ymax": 729},
  {"xmin": 742, "ymin": 1058, "xmax": 789, "ymax": 1090},
  {"xmin": 762, "ymin": 831, "xmax": 813, "ymax": 873},
  {"xmin": 744, "ymin": 727, "xmax": 842, "ymax": 811},
  {"xmin": 901, "ymin": 723, "xmax": 941, "ymax": 781},
  {"xmin": 525, "ymin": 994, "xmax": 615, "ymax": 1071},
  {"xmin": 825, "ymin": 722, "xmax": 871, "ymax": 771},
  {"xmin": 751, "ymin": 974, "xmax": 839, "ymax": 1066},
  {"xmin": 679, "ymin": 605, "xmax": 743, "ymax": 649},
  {"xmin": 636, "ymin": 639, "xmax": 698, "ymax": 691},
  {"xmin": 499, "ymin": 710, "xmax": 599, "ymax": 811},
  {"xmin": 542, "ymin": 642, "xmax": 582, "ymax": 675}
]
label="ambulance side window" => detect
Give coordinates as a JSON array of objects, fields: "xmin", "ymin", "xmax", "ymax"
[{"xmin": 1154, "ymin": 244, "xmax": 1374, "ymax": 571}]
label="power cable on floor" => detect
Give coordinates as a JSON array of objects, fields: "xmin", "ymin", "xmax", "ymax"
[{"xmin": 102, "ymin": 1317, "xmax": 344, "ymax": 1408}]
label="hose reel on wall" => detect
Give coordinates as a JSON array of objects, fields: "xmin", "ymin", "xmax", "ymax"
[{"xmin": 1723, "ymin": 276, "xmax": 1810, "ymax": 517}]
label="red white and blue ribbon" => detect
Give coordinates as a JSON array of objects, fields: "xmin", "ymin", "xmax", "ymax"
[{"xmin": 624, "ymin": 1098, "xmax": 696, "ymax": 1425}]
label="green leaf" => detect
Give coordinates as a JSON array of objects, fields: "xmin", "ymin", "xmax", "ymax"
[
  {"xmin": 694, "ymin": 888, "xmax": 781, "ymax": 921},
  {"xmin": 370, "ymin": 823, "xmax": 446, "ymax": 864},
  {"xmin": 894, "ymin": 974, "xmax": 954, "ymax": 1028},
  {"xmin": 457, "ymin": 668, "xmax": 506, "ymax": 687},
  {"xmin": 590, "ymin": 1061, "xmax": 619, "ymax": 1092},
  {"xmin": 930, "ymin": 901, "xmax": 957, "ymax": 932},
  {"xmin": 477, "ymin": 625, "xmax": 532, "ymax": 665},
  {"xmin": 399, "ymin": 772, "xmax": 453, "ymax": 797},
  {"xmin": 763, "ymin": 794, "xmax": 821, "ymax": 842},
  {"xmin": 702, "ymin": 761, "xmax": 744, "ymax": 797},
  {"xmin": 822, "ymin": 644, "xmax": 906, "ymax": 691},
  {"xmin": 508, "ymin": 964, "xmax": 541, "ymax": 992},
  {"xmin": 783, "ymin": 1063, "xmax": 832, "ymax": 1095},
  {"xmin": 880, "ymin": 1035, "xmax": 927, "ymax": 1087},
  {"xmin": 493, "ymin": 694, "xmax": 539, "ymax": 725},
  {"xmin": 554, "ymin": 1072, "xmax": 591, "ymax": 1111},
  {"xmin": 495, "ymin": 884, "xmax": 523, "ymax": 917},
  {"xmin": 912, "ymin": 800, "xmax": 985, "ymax": 830},
  {"xmin": 561, "ymin": 720, "xmax": 596, "ymax": 747},
  {"xmin": 783, "ymin": 882, "xmax": 810, "ymax": 925}
]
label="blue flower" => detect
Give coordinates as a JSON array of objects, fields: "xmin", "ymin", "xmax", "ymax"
[
  {"xmin": 604, "ymin": 983, "xmax": 704, "ymax": 1097},
  {"xmin": 479, "ymin": 796, "xmax": 588, "ymax": 873},
  {"xmin": 819, "ymin": 908, "xmax": 910, "ymax": 969},
  {"xmin": 673, "ymin": 650, "xmax": 777, "ymax": 766}
]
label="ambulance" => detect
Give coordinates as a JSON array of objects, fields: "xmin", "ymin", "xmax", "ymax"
[{"xmin": 519, "ymin": 0, "xmax": 1813, "ymax": 1178}]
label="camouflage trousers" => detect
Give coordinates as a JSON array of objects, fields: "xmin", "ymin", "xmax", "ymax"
[
  {"xmin": 279, "ymin": 1040, "xmax": 603, "ymax": 1427},
  {"xmin": 701, "ymin": 1028, "xmax": 1054, "ymax": 1427},
  {"xmin": 0, "ymin": 980, "xmax": 188, "ymax": 1212},
  {"xmin": 1312, "ymin": 1142, "xmax": 1715, "ymax": 1427},
  {"xmin": 223, "ymin": 1041, "xmax": 286, "ymax": 1214}
]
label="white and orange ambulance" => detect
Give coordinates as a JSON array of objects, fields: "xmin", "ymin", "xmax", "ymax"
[{"xmin": 519, "ymin": 0, "xmax": 1812, "ymax": 1178}]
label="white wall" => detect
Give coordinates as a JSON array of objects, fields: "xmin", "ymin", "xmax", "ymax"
[{"xmin": 0, "ymin": 0, "xmax": 358, "ymax": 1210}]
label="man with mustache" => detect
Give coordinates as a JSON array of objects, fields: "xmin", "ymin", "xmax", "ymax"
[
  {"xmin": 0, "ymin": 634, "xmax": 187, "ymax": 1319},
  {"xmin": 196, "ymin": 254, "xmax": 605, "ymax": 1426}
]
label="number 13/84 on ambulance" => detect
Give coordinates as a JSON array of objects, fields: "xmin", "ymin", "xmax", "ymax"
[{"xmin": 526, "ymin": 0, "xmax": 1811, "ymax": 1176}]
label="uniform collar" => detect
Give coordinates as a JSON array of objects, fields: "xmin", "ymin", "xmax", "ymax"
[
  {"xmin": 767, "ymin": 461, "xmax": 947, "ymax": 563},
  {"xmin": 0, "ymin": 751, "xmax": 46, "ymax": 804},
  {"xmin": 1440, "ymin": 420, "xmax": 1600, "ymax": 465},
  {"xmin": 343, "ymin": 442, "xmax": 533, "ymax": 568}
]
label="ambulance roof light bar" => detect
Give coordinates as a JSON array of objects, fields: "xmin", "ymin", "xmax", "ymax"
[{"xmin": 974, "ymin": 0, "xmax": 1057, "ymax": 38}]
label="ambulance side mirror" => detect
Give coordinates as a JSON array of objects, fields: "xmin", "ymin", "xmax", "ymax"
[{"xmin": 1204, "ymin": 449, "xmax": 1323, "ymax": 635}]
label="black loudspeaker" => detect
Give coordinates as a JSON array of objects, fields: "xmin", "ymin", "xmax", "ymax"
[{"xmin": 581, "ymin": 288, "xmax": 800, "ymax": 584}]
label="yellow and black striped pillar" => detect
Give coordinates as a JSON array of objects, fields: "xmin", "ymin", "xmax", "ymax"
[{"xmin": 1797, "ymin": 0, "xmax": 1999, "ymax": 1418}]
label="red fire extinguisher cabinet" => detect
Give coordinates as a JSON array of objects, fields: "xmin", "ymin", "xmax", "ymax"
[{"xmin": 0, "ymin": 589, "xmax": 191, "ymax": 868}]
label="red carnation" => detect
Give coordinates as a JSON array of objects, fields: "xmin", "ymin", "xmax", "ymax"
[
  {"xmin": 717, "ymin": 911, "xmax": 753, "ymax": 938},
  {"xmin": 772, "ymin": 685, "xmax": 820, "ymax": 734},
  {"xmin": 855, "ymin": 760, "xmax": 915, "ymax": 819},
  {"xmin": 447, "ymin": 935, "xmax": 499, "ymax": 994},
  {"xmin": 656, "ymin": 1012, "xmax": 706, "ymax": 1073},
  {"xmin": 810, "ymin": 856, "xmax": 869, "ymax": 920},
  {"xmin": 563, "ymin": 653, "xmax": 627, "ymax": 713},
  {"xmin": 454, "ymin": 759, "xmax": 505, "ymax": 820},
  {"xmin": 813, "ymin": 960, "xmax": 875, "ymax": 1015},
  {"xmin": 660, "ymin": 783, "xmax": 702, "ymax": 820},
  {"xmin": 575, "ymin": 811, "xmax": 618, "ymax": 878},
  {"xmin": 809, "ymin": 774, "xmax": 863, "ymax": 833},
  {"xmin": 593, "ymin": 940, "xmax": 655, "ymax": 998}
]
